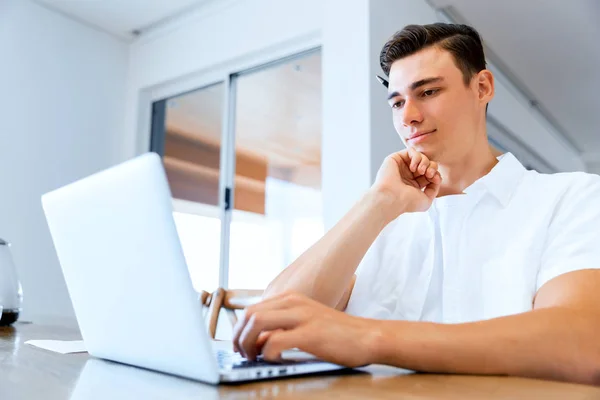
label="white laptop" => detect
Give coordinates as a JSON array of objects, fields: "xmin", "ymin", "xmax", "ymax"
[{"xmin": 41, "ymin": 152, "xmax": 344, "ymax": 384}]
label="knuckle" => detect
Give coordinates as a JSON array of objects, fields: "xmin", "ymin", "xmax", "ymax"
[
  {"xmin": 249, "ymin": 312, "xmax": 263, "ymax": 326},
  {"xmin": 242, "ymin": 309, "xmax": 255, "ymax": 324},
  {"xmin": 263, "ymin": 339, "xmax": 281, "ymax": 360},
  {"xmin": 285, "ymin": 291, "xmax": 300, "ymax": 301}
]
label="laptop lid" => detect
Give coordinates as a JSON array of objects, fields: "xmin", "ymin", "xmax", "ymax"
[{"xmin": 42, "ymin": 152, "xmax": 219, "ymax": 384}]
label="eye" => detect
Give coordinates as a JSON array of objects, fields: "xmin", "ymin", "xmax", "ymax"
[
  {"xmin": 422, "ymin": 89, "xmax": 438, "ymax": 97},
  {"xmin": 392, "ymin": 100, "xmax": 405, "ymax": 109}
]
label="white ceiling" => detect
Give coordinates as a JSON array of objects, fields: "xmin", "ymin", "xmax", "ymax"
[
  {"xmin": 430, "ymin": 0, "xmax": 600, "ymax": 159},
  {"xmin": 34, "ymin": 0, "xmax": 600, "ymax": 162},
  {"xmin": 34, "ymin": 0, "xmax": 213, "ymax": 40}
]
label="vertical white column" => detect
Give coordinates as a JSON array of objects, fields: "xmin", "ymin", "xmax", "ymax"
[{"xmin": 321, "ymin": 0, "xmax": 373, "ymax": 230}]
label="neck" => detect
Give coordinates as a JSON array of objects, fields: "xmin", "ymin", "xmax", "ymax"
[{"xmin": 437, "ymin": 145, "xmax": 499, "ymax": 197}]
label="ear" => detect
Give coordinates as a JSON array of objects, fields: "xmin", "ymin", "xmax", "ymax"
[{"xmin": 476, "ymin": 69, "xmax": 494, "ymax": 107}]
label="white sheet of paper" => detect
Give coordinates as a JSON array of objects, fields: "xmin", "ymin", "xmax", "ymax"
[{"xmin": 25, "ymin": 339, "xmax": 87, "ymax": 354}]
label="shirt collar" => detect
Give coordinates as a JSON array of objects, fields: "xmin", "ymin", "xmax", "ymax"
[{"xmin": 462, "ymin": 152, "xmax": 527, "ymax": 208}]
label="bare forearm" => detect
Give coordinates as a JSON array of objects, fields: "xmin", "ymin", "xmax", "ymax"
[
  {"xmin": 372, "ymin": 307, "xmax": 600, "ymax": 385},
  {"xmin": 264, "ymin": 189, "xmax": 395, "ymax": 308}
]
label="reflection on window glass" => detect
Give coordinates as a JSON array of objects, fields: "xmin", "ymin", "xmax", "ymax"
[
  {"xmin": 228, "ymin": 51, "xmax": 323, "ymax": 289},
  {"xmin": 162, "ymin": 83, "xmax": 224, "ymax": 292}
]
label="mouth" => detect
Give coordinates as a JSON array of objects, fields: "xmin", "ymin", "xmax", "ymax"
[{"xmin": 407, "ymin": 129, "xmax": 436, "ymax": 143}]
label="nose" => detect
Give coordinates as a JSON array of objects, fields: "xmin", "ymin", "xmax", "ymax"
[{"xmin": 401, "ymin": 98, "xmax": 424, "ymax": 128}]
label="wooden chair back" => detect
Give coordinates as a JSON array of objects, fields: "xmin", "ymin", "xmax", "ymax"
[{"xmin": 202, "ymin": 288, "xmax": 263, "ymax": 338}]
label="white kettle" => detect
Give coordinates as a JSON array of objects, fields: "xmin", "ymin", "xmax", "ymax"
[{"xmin": 0, "ymin": 238, "xmax": 23, "ymax": 326}]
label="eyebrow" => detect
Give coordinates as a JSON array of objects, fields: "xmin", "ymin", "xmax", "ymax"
[{"xmin": 387, "ymin": 76, "xmax": 445, "ymax": 101}]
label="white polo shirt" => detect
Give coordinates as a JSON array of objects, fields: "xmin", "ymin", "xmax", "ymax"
[{"xmin": 346, "ymin": 153, "xmax": 600, "ymax": 323}]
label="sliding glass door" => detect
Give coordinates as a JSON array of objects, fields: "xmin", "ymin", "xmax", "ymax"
[
  {"xmin": 228, "ymin": 50, "xmax": 323, "ymax": 289},
  {"xmin": 150, "ymin": 48, "xmax": 322, "ymax": 293}
]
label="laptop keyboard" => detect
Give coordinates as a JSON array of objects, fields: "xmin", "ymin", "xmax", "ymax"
[{"xmin": 216, "ymin": 350, "xmax": 321, "ymax": 370}]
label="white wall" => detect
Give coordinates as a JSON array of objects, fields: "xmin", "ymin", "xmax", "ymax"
[
  {"xmin": 321, "ymin": 0, "xmax": 372, "ymax": 228},
  {"xmin": 583, "ymin": 153, "xmax": 600, "ymax": 176},
  {"xmin": 587, "ymin": 163, "xmax": 600, "ymax": 175},
  {"xmin": 0, "ymin": 0, "xmax": 128, "ymax": 322},
  {"xmin": 485, "ymin": 63, "xmax": 584, "ymax": 172}
]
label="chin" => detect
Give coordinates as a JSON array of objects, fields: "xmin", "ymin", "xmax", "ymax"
[{"xmin": 409, "ymin": 143, "xmax": 438, "ymax": 160}]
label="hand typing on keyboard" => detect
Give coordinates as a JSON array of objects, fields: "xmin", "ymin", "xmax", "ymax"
[{"xmin": 231, "ymin": 292, "xmax": 376, "ymax": 367}]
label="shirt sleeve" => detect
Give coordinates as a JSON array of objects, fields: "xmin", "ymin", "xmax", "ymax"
[{"xmin": 536, "ymin": 173, "xmax": 600, "ymax": 291}]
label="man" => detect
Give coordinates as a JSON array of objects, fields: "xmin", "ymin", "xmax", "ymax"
[{"xmin": 232, "ymin": 23, "xmax": 600, "ymax": 384}]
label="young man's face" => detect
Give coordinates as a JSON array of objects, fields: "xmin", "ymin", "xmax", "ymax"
[{"xmin": 386, "ymin": 46, "xmax": 491, "ymax": 162}]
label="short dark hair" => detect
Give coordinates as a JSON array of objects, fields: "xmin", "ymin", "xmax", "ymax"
[{"xmin": 380, "ymin": 23, "xmax": 486, "ymax": 86}]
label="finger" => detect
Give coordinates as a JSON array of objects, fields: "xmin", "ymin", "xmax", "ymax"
[
  {"xmin": 238, "ymin": 310, "xmax": 301, "ymax": 360},
  {"xmin": 423, "ymin": 173, "xmax": 442, "ymax": 201},
  {"xmin": 232, "ymin": 294, "xmax": 299, "ymax": 353},
  {"xmin": 415, "ymin": 175, "xmax": 430, "ymax": 188},
  {"xmin": 395, "ymin": 150, "xmax": 414, "ymax": 176},
  {"xmin": 425, "ymin": 160, "xmax": 438, "ymax": 180},
  {"xmin": 408, "ymin": 147, "xmax": 421, "ymax": 173},
  {"xmin": 261, "ymin": 328, "xmax": 312, "ymax": 362},
  {"xmin": 395, "ymin": 149, "xmax": 411, "ymax": 166},
  {"xmin": 256, "ymin": 330, "xmax": 280, "ymax": 353},
  {"xmin": 426, "ymin": 167, "xmax": 435, "ymax": 180},
  {"xmin": 232, "ymin": 306, "xmax": 278, "ymax": 354},
  {"xmin": 417, "ymin": 154, "xmax": 430, "ymax": 176}
]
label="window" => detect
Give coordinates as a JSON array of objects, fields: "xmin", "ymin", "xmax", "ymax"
[
  {"xmin": 228, "ymin": 51, "xmax": 323, "ymax": 289},
  {"xmin": 151, "ymin": 49, "xmax": 322, "ymax": 293}
]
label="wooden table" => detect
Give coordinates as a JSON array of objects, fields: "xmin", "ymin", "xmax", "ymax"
[{"xmin": 2, "ymin": 322, "xmax": 600, "ymax": 399}]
